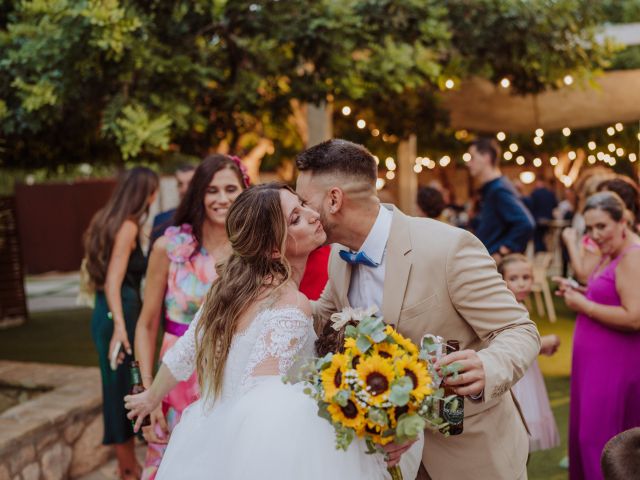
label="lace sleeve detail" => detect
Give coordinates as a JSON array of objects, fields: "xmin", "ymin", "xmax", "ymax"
[
  {"xmin": 162, "ymin": 306, "xmax": 201, "ymax": 381},
  {"xmin": 242, "ymin": 308, "xmax": 312, "ymax": 385}
]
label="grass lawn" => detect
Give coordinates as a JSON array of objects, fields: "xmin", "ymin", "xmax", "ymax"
[
  {"xmin": 528, "ymin": 299, "xmax": 575, "ymax": 480},
  {"xmin": 0, "ymin": 308, "xmax": 97, "ymax": 366},
  {"xmin": 0, "ymin": 299, "xmax": 576, "ymax": 479}
]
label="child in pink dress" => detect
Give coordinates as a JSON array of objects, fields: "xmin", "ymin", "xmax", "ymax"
[{"xmin": 498, "ymin": 254, "xmax": 561, "ymax": 452}]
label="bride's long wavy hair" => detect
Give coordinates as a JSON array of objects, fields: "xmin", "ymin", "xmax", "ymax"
[{"xmin": 195, "ymin": 182, "xmax": 293, "ymax": 401}]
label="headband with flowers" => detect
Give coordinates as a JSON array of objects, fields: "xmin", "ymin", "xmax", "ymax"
[{"xmin": 229, "ymin": 155, "xmax": 251, "ymax": 188}]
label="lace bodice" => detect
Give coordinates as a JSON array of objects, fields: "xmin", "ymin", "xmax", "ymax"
[{"xmin": 162, "ymin": 305, "xmax": 317, "ymax": 401}]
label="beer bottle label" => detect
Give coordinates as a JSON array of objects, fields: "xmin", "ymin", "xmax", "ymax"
[
  {"xmin": 443, "ymin": 398, "xmax": 464, "ymax": 425},
  {"xmin": 130, "ymin": 368, "xmax": 142, "ymax": 386}
]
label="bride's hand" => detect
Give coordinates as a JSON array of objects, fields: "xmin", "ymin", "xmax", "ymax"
[
  {"xmin": 381, "ymin": 439, "xmax": 417, "ymax": 467},
  {"xmin": 142, "ymin": 406, "xmax": 169, "ymax": 444},
  {"xmin": 124, "ymin": 388, "xmax": 161, "ymax": 432}
]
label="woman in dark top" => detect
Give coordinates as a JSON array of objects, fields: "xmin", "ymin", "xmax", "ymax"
[{"xmin": 83, "ymin": 167, "xmax": 159, "ymax": 479}]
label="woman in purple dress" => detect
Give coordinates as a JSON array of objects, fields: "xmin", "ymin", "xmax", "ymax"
[{"xmin": 556, "ymin": 191, "xmax": 640, "ymax": 480}]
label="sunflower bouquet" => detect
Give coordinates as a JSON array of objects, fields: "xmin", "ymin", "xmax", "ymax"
[{"xmin": 300, "ymin": 307, "xmax": 449, "ymax": 480}]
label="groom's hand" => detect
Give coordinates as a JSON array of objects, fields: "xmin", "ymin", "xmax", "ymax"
[{"xmin": 436, "ymin": 349, "xmax": 485, "ymax": 397}]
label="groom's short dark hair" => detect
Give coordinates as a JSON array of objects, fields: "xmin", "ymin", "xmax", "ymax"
[{"xmin": 296, "ymin": 139, "xmax": 377, "ymax": 184}]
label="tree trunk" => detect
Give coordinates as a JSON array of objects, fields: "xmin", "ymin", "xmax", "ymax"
[{"xmin": 397, "ymin": 134, "xmax": 418, "ymax": 215}]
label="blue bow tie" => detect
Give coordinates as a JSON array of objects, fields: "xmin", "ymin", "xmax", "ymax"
[{"xmin": 339, "ymin": 250, "xmax": 379, "ymax": 268}]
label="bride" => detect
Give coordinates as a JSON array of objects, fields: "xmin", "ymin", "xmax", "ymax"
[{"xmin": 125, "ymin": 183, "xmax": 423, "ymax": 479}]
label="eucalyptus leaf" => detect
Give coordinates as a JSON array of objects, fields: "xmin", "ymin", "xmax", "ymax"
[
  {"xmin": 345, "ymin": 325, "xmax": 357, "ymax": 338},
  {"xmin": 333, "ymin": 389, "xmax": 350, "ymax": 407},
  {"xmin": 356, "ymin": 334, "xmax": 372, "ymax": 353},
  {"xmin": 396, "ymin": 413, "xmax": 427, "ymax": 443}
]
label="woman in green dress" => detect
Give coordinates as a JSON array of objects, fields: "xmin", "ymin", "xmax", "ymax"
[{"xmin": 83, "ymin": 167, "xmax": 159, "ymax": 479}]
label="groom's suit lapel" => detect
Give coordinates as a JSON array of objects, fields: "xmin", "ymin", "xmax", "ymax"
[
  {"xmin": 381, "ymin": 206, "xmax": 412, "ymax": 327},
  {"xmin": 331, "ymin": 245, "xmax": 352, "ymax": 309}
]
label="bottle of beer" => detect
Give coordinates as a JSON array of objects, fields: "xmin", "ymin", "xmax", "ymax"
[
  {"xmin": 129, "ymin": 360, "xmax": 151, "ymax": 428},
  {"xmin": 440, "ymin": 340, "xmax": 464, "ymax": 435}
]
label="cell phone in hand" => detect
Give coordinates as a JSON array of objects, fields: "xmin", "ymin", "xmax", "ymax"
[
  {"xmin": 110, "ymin": 341, "xmax": 123, "ymax": 371},
  {"xmin": 566, "ymin": 277, "xmax": 581, "ymax": 289}
]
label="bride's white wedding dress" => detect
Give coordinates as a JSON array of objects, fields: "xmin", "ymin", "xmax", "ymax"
[{"xmin": 156, "ymin": 306, "xmax": 424, "ymax": 479}]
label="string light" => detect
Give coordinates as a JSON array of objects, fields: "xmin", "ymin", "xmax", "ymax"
[
  {"xmin": 588, "ymin": 155, "xmax": 596, "ymax": 164},
  {"xmin": 520, "ymin": 171, "xmax": 536, "ymax": 184},
  {"xmin": 562, "ymin": 127, "xmax": 571, "ymax": 136},
  {"xmin": 568, "ymin": 151, "xmax": 577, "ymax": 160},
  {"xmin": 597, "ymin": 152, "xmax": 605, "ymax": 160},
  {"xmin": 588, "ymin": 141, "xmax": 596, "ymax": 150},
  {"xmin": 462, "ymin": 153, "xmax": 471, "ymax": 162},
  {"xmin": 615, "ymin": 122, "xmax": 623, "ymax": 132},
  {"xmin": 630, "ymin": 153, "xmax": 637, "ymax": 163},
  {"xmin": 500, "ymin": 78, "xmax": 511, "ymax": 88},
  {"xmin": 533, "ymin": 158, "xmax": 542, "ymax": 167},
  {"xmin": 610, "ymin": 158, "xmax": 617, "ymax": 166},
  {"xmin": 445, "ymin": 79, "xmax": 455, "ymax": 89},
  {"xmin": 372, "ymin": 129, "xmax": 380, "ymax": 137},
  {"xmin": 563, "ymin": 75, "xmax": 574, "ymax": 86},
  {"xmin": 534, "ymin": 136, "xmax": 543, "ymax": 145},
  {"xmin": 426, "ymin": 160, "xmax": 436, "ymax": 170},
  {"xmin": 616, "ymin": 147, "xmax": 624, "ymax": 156},
  {"xmin": 550, "ymin": 156, "xmax": 559, "ymax": 166},
  {"xmin": 386, "ymin": 171, "xmax": 395, "ymax": 180},
  {"xmin": 439, "ymin": 156, "xmax": 451, "ymax": 167},
  {"xmin": 607, "ymin": 126, "xmax": 615, "ymax": 136},
  {"xmin": 608, "ymin": 143, "xmax": 616, "ymax": 153},
  {"xmin": 509, "ymin": 143, "xmax": 518, "ymax": 152},
  {"xmin": 357, "ymin": 119, "xmax": 366, "ymax": 129},
  {"xmin": 376, "ymin": 178, "xmax": 385, "ymax": 190},
  {"xmin": 385, "ymin": 157, "xmax": 396, "ymax": 170},
  {"xmin": 341, "ymin": 106, "xmax": 351, "ymax": 116},
  {"xmin": 516, "ymin": 156, "xmax": 525, "ymax": 165},
  {"xmin": 496, "ymin": 131, "xmax": 506, "ymax": 141},
  {"xmin": 421, "ymin": 157, "xmax": 431, "ymax": 167},
  {"xmin": 413, "ymin": 164, "xmax": 423, "ymax": 173},
  {"xmin": 504, "ymin": 151, "xmax": 513, "ymax": 161},
  {"xmin": 535, "ymin": 129, "xmax": 544, "ymax": 137}
]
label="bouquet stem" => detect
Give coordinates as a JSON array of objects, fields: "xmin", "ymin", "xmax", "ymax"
[{"xmin": 388, "ymin": 465, "xmax": 403, "ymax": 480}]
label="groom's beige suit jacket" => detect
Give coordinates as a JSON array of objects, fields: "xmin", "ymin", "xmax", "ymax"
[{"xmin": 312, "ymin": 205, "xmax": 540, "ymax": 480}]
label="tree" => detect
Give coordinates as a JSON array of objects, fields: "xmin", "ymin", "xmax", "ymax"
[{"xmin": 0, "ymin": 0, "xmax": 620, "ymax": 170}]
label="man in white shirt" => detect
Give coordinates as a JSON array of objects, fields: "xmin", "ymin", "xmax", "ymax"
[{"xmin": 296, "ymin": 139, "xmax": 539, "ymax": 480}]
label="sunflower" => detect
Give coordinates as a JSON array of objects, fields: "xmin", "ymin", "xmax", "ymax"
[
  {"xmin": 343, "ymin": 336, "xmax": 358, "ymax": 353},
  {"xmin": 363, "ymin": 421, "xmax": 395, "ymax": 445},
  {"xmin": 327, "ymin": 397, "xmax": 365, "ymax": 433},
  {"xmin": 385, "ymin": 326, "xmax": 419, "ymax": 355},
  {"xmin": 321, "ymin": 353, "xmax": 349, "ymax": 401},
  {"xmin": 373, "ymin": 341, "xmax": 400, "ymax": 360},
  {"xmin": 395, "ymin": 356, "xmax": 433, "ymax": 401},
  {"xmin": 355, "ymin": 354, "xmax": 395, "ymax": 406}
]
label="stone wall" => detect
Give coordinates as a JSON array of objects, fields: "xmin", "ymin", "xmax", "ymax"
[{"xmin": 0, "ymin": 361, "xmax": 112, "ymax": 480}]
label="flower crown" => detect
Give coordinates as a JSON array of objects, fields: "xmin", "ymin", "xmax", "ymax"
[{"xmin": 229, "ymin": 155, "xmax": 251, "ymax": 188}]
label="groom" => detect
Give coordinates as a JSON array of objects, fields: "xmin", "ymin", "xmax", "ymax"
[{"xmin": 296, "ymin": 139, "xmax": 540, "ymax": 480}]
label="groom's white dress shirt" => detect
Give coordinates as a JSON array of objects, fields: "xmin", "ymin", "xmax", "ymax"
[{"xmin": 347, "ymin": 204, "xmax": 393, "ymax": 311}]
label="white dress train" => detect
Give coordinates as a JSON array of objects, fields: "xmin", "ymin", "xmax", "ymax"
[{"xmin": 156, "ymin": 306, "xmax": 424, "ymax": 480}]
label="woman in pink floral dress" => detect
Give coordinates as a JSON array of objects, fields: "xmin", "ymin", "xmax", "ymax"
[{"xmin": 134, "ymin": 155, "xmax": 249, "ymax": 479}]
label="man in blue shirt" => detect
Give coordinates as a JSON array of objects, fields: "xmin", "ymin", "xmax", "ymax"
[
  {"xmin": 527, "ymin": 177, "xmax": 558, "ymax": 252},
  {"xmin": 467, "ymin": 137, "xmax": 534, "ymax": 259}
]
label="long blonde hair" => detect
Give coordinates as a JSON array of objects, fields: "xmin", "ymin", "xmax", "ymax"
[{"xmin": 195, "ymin": 183, "xmax": 294, "ymax": 401}]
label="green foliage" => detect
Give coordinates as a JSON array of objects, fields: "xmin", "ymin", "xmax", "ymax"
[
  {"xmin": 0, "ymin": 0, "xmax": 623, "ymax": 169},
  {"xmin": 108, "ymin": 104, "xmax": 172, "ymax": 159}
]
